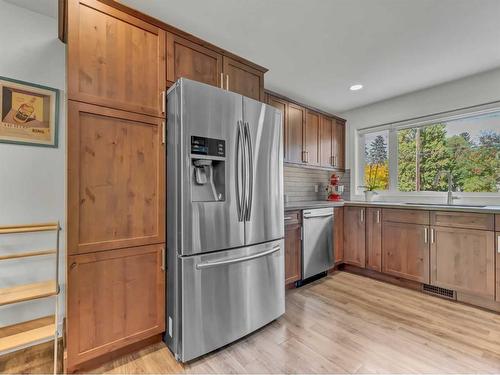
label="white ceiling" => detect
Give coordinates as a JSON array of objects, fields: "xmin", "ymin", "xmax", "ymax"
[{"xmin": 8, "ymin": 0, "xmax": 500, "ymax": 113}]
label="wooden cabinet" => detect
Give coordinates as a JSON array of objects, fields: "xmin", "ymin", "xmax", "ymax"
[
  {"xmin": 286, "ymin": 103, "xmax": 306, "ymax": 163},
  {"xmin": 68, "ymin": 102, "xmax": 165, "ymax": 255},
  {"xmin": 334, "ymin": 207, "xmax": 344, "ymax": 264},
  {"xmin": 223, "ymin": 56, "xmax": 264, "ymax": 101},
  {"xmin": 431, "ymin": 211, "xmax": 494, "ymax": 231},
  {"xmin": 67, "ymin": 0, "xmax": 166, "ymax": 117},
  {"xmin": 266, "ymin": 95, "xmax": 288, "ymax": 158},
  {"xmin": 166, "ymin": 33, "xmax": 222, "ymax": 87},
  {"xmin": 67, "ymin": 245, "xmax": 165, "ymax": 370},
  {"xmin": 382, "ymin": 221, "xmax": 429, "ymax": 283},
  {"xmin": 284, "ymin": 211, "xmax": 302, "ymax": 284},
  {"xmin": 266, "ymin": 92, "xmax": 346, "ymax": 169},
  {"xmin": 319, "ymin": 116, "xmax": 333, "ymax": 167},
  {"xmin": 343, "ymin": 207, "xmax": 366, "ymax": 267},
  {"xmin": 366, "ymin": 208, "xmax": 382, "ymax": 272},
  {"xmin": 304, "ymin": 110, "xmax": 320, "ymax": 166},
  {"xmin": 497, "ymin": 232, "xmax": 500, "ymax": 302},
  {"xmin": 430, "ymin": 226, "xmax": 495, "ymax": 299},
  {"xmin": 332, "ymin": 120, "xmax": 345, "ymax": 169}
]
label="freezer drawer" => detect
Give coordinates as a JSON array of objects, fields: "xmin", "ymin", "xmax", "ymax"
[
  {"xmin": 302, "ymin": 208, "xmax": 334, "ymax": 279},
  {"xmin": 177, "ymin": 239, "xmax": 284, "ymax": 362}
]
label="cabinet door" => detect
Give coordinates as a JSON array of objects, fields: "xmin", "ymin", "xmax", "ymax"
[
  {"xmin": 382, "ymin": 222, "xmax": 429, "ymax": 283},
  {"xmin": 67, "ymin": 0, "xmax": 166, "ymax": 117},
  {"xmin": 431, "ymin": 227, "xmax": 495, "ymax": 298},
  {"xmin": 497, "ymin": 232, "xmax": 500, "ymax": 302},
  {"xmin": 267, "ymin": 95, "xmax": 288, "ymax": 158},
  {"xmin": 319, "ymin": 116, "xmax": 333, "ymax": 167},
  {"xmin": 286, "ymin": 103, "xmax": 306, "ymax": 163},
  {"xmin": 67, "ymin": 245, "xmax": 165, "ymax": 369},
  {"xmin": 343, "ymin": 207, "xmax": 366, "ymax": 267},
  {"xmin": 223, "ymin": 56, "xmax": 264, "ymax": 101},
  {"xmin": 284, "ymin": 223, "xmax": 302, "ymax": 285},
  {"xmin": 332, "ymin": 120, "xmax": 345, "ymax": 169},
  {"xmin": 166, "ymin": 33, "xmax": 222, "ymax": 87},
  {"xmin": 366, "ymin": 208, "xmax": 382, "ymax": 272},
  {"xmin": 68, "ymin": 102, "xmax": 165, "ymax": 255},
  {"xmin": 304, "ymin": 110, "xmax": 320, "ymax": 165},
  {"xmin": 334, "ymin": 207, "xmax": 344, "ymax": 264}
]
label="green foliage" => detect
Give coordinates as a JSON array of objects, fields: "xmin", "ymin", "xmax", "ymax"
[
  {"xmin": 397, "ymin": 129, "xmax": 416, "ymax": 192},
  {"xmin": 396, "ymin": 124, "xmax": 500, "ymax": 193}
]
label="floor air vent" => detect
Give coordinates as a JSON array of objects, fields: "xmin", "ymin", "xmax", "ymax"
[{"xmin": 422, "ymin": 284, "xmax": 456, "ymax": 300}]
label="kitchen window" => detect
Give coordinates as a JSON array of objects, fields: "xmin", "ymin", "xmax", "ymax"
[{"xmin": 357, "ymin": 106, "xmax": 500, "ymax": 194}]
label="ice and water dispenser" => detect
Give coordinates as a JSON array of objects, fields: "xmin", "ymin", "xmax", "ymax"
[{"xmin": 191, "ymin": 136, "xmax": 226, "ymax": 202}]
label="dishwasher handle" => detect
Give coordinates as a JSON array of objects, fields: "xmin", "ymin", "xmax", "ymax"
[{"xmin": 304, "ymin": 213, "xmax": 334, "ymax": 219}]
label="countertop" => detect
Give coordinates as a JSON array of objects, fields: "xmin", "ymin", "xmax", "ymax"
[{"xmin": 285, "ymin": 200, "xmax": 500, "ymax": 214}]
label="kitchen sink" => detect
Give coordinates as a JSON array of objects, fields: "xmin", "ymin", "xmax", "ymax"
[{"xmin": 404, "ymin": 202, "xmax": 487, "ymax": 208}]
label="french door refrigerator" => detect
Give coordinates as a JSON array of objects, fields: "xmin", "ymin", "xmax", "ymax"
[{"xmin": 165, "ymin": 78, "xmax": 284, "ymax": 362}]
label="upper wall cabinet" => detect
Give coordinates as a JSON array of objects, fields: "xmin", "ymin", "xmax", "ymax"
[
  {"xmin": 286, "ymin": 103, "xmax": 306, "ymax": 163},
  {"xmin": 319, "ymin": 115, "xmax": 333, "ymax": 167},
  {"xmin": 266, "ymin": 92, "xmax": 346, "ymax": 169},
  {"xmin": 166, "ymin": 33, "xmax": 222, "ymax": 88},
  {"xmin": 165, "ymin": 36, "xmax": 265, "ymax": 100},
  {"xmin": 68, "ymin": 101, "xmax": 165, "ymax": 255},
  {"xmin": 223, "ymin": 56, "xmax": 264, "ymax": 101},
  {"xmin": 304, "ymin": 110, "xmax": 321, "ymax": 166},
  {"xmin": 67, "ymin": 0, "xmax": 166, "ymax": 117},
  {"xmin": 333, "ymin": 119, "xmax": 345, "ymax": 169}
]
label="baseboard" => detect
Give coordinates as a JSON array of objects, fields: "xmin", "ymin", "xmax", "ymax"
[
  {"xmin": 66, "ymin": 334, "xmax": 162, "ymax": 373},
  {"xmin": 341, "ymin": 264, "xmax": 422, "ymax": 291},
  {"xmin": 341, "ymin": 264, "xmax": 500, "ymax": 313}
]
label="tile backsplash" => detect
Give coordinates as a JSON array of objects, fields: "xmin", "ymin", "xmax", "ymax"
[{"xmin": 284, "ymin": 165, "xmax": 350, "ymax": 202}]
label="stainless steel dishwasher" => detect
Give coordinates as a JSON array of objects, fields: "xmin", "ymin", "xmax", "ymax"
[{"xmin": 302, "ymin": 208, "xmax": 334, "ymax": 279}]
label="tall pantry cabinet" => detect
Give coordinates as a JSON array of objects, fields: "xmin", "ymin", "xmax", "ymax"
[{"xmin": 66, "ymin": 0, "xmax": 166, "ymax": 371}]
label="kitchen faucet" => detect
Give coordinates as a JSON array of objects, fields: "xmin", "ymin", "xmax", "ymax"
[{"xmin": 434, "ymin": 170, "xmax": 458, "ymax": 205}]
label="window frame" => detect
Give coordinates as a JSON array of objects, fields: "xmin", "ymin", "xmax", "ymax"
[{"xmin": 355, "ymin": 102, "xmax": 500, "ymax": 201}]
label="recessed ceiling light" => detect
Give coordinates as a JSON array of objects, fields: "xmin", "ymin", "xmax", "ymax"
[{"xmin": 350, "ymin": 84, "xmax": 363, "ymax": 91}]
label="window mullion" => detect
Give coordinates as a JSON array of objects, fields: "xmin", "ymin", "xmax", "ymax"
[{"xmin": 388, "ymin": 129, "xmax": 398, "ymax": 192}]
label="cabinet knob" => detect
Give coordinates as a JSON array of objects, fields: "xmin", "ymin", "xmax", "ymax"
[{"xmin": 70, "ymin": 262, "xmax": 77, "ymax": 270}]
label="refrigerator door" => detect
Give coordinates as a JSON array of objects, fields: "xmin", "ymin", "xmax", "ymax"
[
  {"xmin": 242, "ymin": 97, "xmax": 284, "ymax": 246},
  {"xmin": 172, "ymin": 79, "xmax": 245, "ymax": 256},
  {"xmin": 178, "ymin": 239, "xmax": 285, "ymax": 362}
]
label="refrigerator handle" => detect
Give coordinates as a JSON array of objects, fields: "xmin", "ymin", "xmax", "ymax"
[
  {"xmin": 244, "ymin": 121, "xmax": 253, "ymax": 221},
  {"xmin": 236, "ymin": 121, "xmax": 245, "ymax": 222}
]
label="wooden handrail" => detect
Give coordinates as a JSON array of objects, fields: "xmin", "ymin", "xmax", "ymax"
[{"xmin": 0, "ymin": 223, "xmax": 59, "ymax": 234}]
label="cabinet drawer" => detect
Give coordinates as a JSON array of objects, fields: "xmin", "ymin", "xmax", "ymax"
[
  {"xmin": 284, "ymin": 210, "xmax": 302, "ymax": 225},
  {"xmin": 431, "ymin": 211, "xmax": 494, "ymax": 231},
  {"xmin": 382, "ymin": 208, "xmax": 429, "ymax": 225},
  {"xmin": 495, "ymin": 215, "xmax": 500, "ymax": 231}
]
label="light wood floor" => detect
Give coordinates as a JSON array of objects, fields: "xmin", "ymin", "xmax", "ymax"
[{"xmin": 89, "ymin": 272, "xmax": 500, "ymax": 374}]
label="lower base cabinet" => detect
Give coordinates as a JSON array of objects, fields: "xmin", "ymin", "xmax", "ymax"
[
  {"xmin": 284, "ymin": 211, "xmax": 302, "ymax": 285},
  {"xmin": 431, "ymin": 227, "xmax": 495, "ymax": 299},
  {"xmin": 382, "ymin": 221, "xmax": 430, "ymax": 283},
  {"xmin": 497, "ymin": 232, "xmax": 500, "ymax": 302},
  {"xmin": 333, "ymin": 207, "xmax": 344, "ymax": 264},
  {"xmin": 67, "ymin": 244, "xmax": 165, "ymax": 370},
  {"xmin": 366, "ymin": 208, "xmax": 382, "ymax": 271},
  {"xmin": 343, "ymin": 207, "xmax": 366, "ymax": 267}
]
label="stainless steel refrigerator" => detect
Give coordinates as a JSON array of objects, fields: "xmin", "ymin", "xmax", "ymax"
[{"xmin": 165, "ymin": 78, "xmax": 285, "ymax": 362}]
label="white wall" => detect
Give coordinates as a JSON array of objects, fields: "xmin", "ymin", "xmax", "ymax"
[
  {"xmin": 0, "ymin": 0, "xmax": 65, "ymax": 340},
  {"xmin": 341, "ymin": 67, "xmax": 500, "ymax": 200}
]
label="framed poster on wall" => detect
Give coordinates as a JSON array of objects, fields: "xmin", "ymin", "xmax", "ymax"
[{"xmin": 0, "ymin": 76, "xmax": 59, "ymax": 147}]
